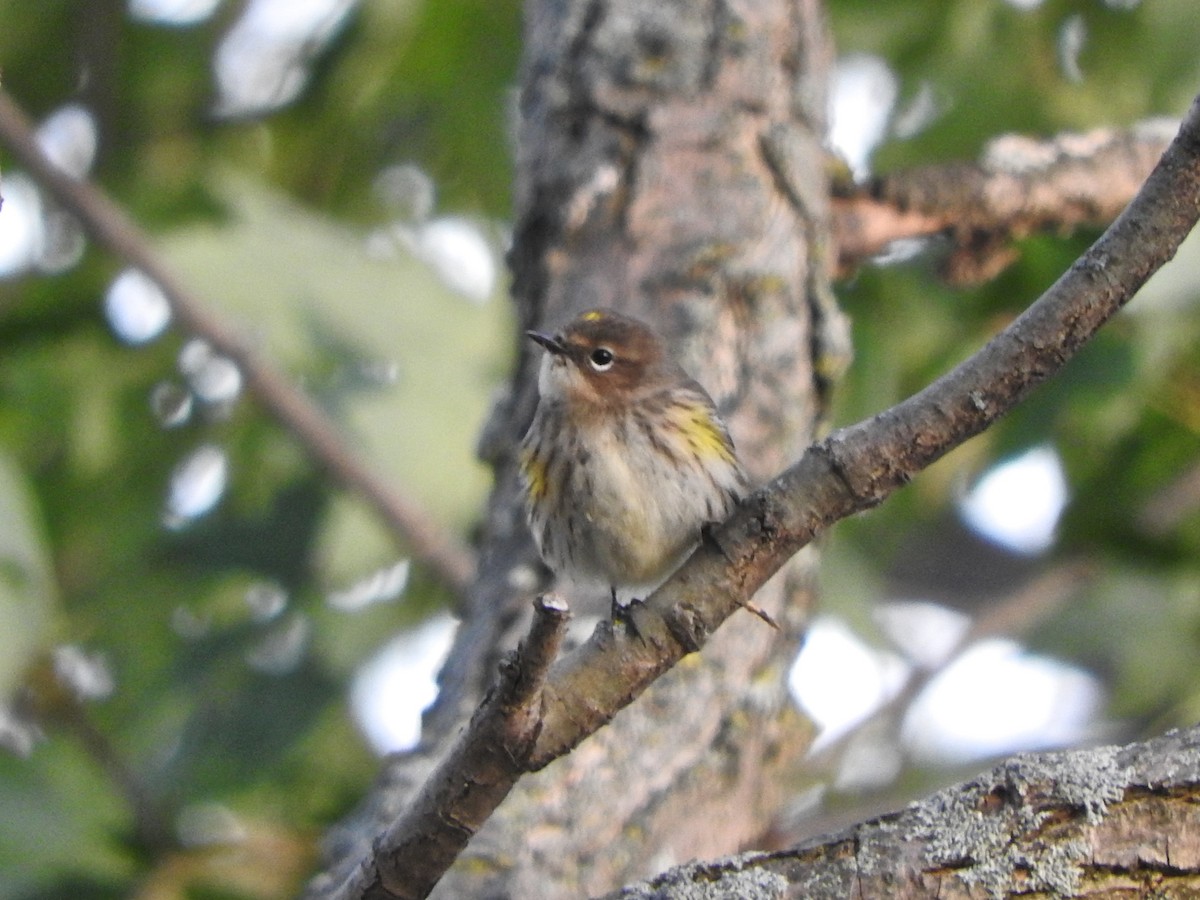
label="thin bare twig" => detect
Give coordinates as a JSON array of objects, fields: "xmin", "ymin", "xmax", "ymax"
[
  {"xmin": 0, "ymin": 88, "xmax": 476, "ymax": 595},
  {"xmin": 314, "ymin": 91, "xmax": 1200, "ymax": 900}
]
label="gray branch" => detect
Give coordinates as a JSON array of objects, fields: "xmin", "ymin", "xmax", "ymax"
[{"xmin": 614, "ymin": 724, "xmax": 1200, "ymax": 898}]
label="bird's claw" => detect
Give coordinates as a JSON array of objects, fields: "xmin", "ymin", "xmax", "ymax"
[{"xmin": 610, "ymin": 587, "xmax": 644, "ymax": 639}]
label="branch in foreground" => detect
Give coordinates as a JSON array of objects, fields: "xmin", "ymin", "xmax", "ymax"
[
  {"xmin": 317, "ymin": 95, "xmax": 1200, "ymax": 899},
  {"xmin": 832, "ymin": 119, "xmax": 1177, "ymax": 283},
  {"xmin": 0, "ymin": 88, "xmax": 476, "ymax": 596},
  {"xmin": 613, "ymin": 724, "xmax": 1200, "ymax": 898},
  {"xmin": 329, "ymin": 595, "xmax": 569, "ymax": 900}
]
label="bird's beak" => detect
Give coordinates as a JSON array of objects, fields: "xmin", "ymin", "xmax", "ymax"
[{"xmin": 527, "ymin": 330, "xmax": 566, "ymax": 355}]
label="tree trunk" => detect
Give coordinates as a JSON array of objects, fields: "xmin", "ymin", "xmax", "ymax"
[
  {"xmin": 434, "ymin": 1, "xmax": 841, "ymax": 894},
  {"xmin": 302, "ymin": 1, "xmax": 1200, "ymax": 893},
  {"xmin": 311, "ymin": 1, "xmax": 844, "ymax": 897}
]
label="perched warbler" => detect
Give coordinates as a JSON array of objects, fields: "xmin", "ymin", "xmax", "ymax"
[{"xmin": 520, "ymin": 308, "xmax": 748, "ymax": 621}]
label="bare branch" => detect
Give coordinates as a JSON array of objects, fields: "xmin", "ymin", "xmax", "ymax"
[
  {"xmin": 525, "ymin": 94, "xmax": 1200, "ymax": 764},
  {"xmin": 324, "ymin": 595, "xmax": 570, "ymax": 900},
  {"xmin": 316, "ymin": 94, "xmax": 1200, "ymax": 900},
  {"xmin": 611, "ymin": 723, "xmax": 1200, "ymax": 898},
  {"xmin": 833, "ymin": 120, "xmax": 1177, "ymax": 283},
  {"xmin": 0, "ymin": 88, "xmax": 476, "ymax": 595}
]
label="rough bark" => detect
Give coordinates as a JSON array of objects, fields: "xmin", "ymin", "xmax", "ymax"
[
  {"xmin": 302, "ymin": 0, "xmax": 1200, "ymax": 889},
  {"xmin": 438, "ymin": 0, "xmax": 838, "ymax": 895},
  {"xmin": 309, "ymin": 85, "xmax": 1200, "ymax": 898},
  {"xmin": 312, "ymin": 0, "xmax": 839, "ymax": 897},
  {"xmin": 611, "ymin": 724, "xmax": 1200, "ymax": 899},
  {"xmin": 5, "ymin": 4, "xmax": 1200, "ymax": 898}
]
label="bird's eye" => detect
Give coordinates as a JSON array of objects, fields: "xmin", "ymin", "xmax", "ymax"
[{"xmin": 589, "ymin": 347, "xmax": 615, "ymax": 371}]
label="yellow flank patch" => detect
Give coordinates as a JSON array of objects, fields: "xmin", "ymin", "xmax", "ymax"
[
  {"xmin": 675, "ymin": 403, "xmax": 734, "ymax": 462},
  {"xmin": 582, "ymin": 310, "xmax": 604, "ymax": 322},
  {"xmin": 521, "ymin": 446, "xmax": 549, "ymax": 501}
]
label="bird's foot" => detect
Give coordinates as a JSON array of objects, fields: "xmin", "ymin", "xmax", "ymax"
[
  {"xmin": 700, "ymin": 521, "xmax": 734, "ymax": 564},
  {"xmin": 610, "ymin": 587, "xmax": 644, "ymax": 639}
]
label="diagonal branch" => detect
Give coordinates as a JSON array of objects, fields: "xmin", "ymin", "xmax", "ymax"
[
  {"xmin": 0, "ymin": 88, "xmax": 476, "ymax": 595},
  {"xmin": 529, "ymin": 90, "xmax": 1200, "ymax": 764},
  {"xmin": 330, "ymin": 595, "xmax": 570, "ymax": 900},
  {"xmin": 313, "ymin": 92, "xmax": 1200, "ymax": 900}
]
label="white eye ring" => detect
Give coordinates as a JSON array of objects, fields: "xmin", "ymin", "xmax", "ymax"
[{"xmin": 588, "ymin": 347, "xmax": 615, "ymax": 371}]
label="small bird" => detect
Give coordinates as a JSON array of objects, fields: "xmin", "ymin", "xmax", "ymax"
[{"xmin": 519, "ymin": 308, "xmax": 749, "ymax": 625}]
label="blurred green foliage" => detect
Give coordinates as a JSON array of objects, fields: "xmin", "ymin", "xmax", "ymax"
[
  {"xmin": 0, "ymin": 0, "xmax": 1198, "ymax": 897},
  {"xmin": 825, "ymin": 0, "xmax": 1200, "ymax": 700}
]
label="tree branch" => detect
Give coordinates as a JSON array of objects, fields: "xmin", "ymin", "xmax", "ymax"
[
  {"xmin": 528, "ymin": 90, "xmax": 1200, "ymax": 764},
  {"xmin": 328, "ymin": 595, "xmax": 570, "ymax": 900},
  {"xmin": 0, "ymin": 88, "xmax": 476, "ymax": 595},
  {"xmin": 311, "ymin": 91, "xmax": 1200, "ymax": 900},
  {"xmin": 832, "ymin": 119, "xmax": 1177, "ymax": 284},
  {"xmin": 313, "ymin": 0, "xmax": 833, "ymax": 893},
  {"xmin": 612, "ymin": 723, "xmax": 1200, "ymax": 898}
]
